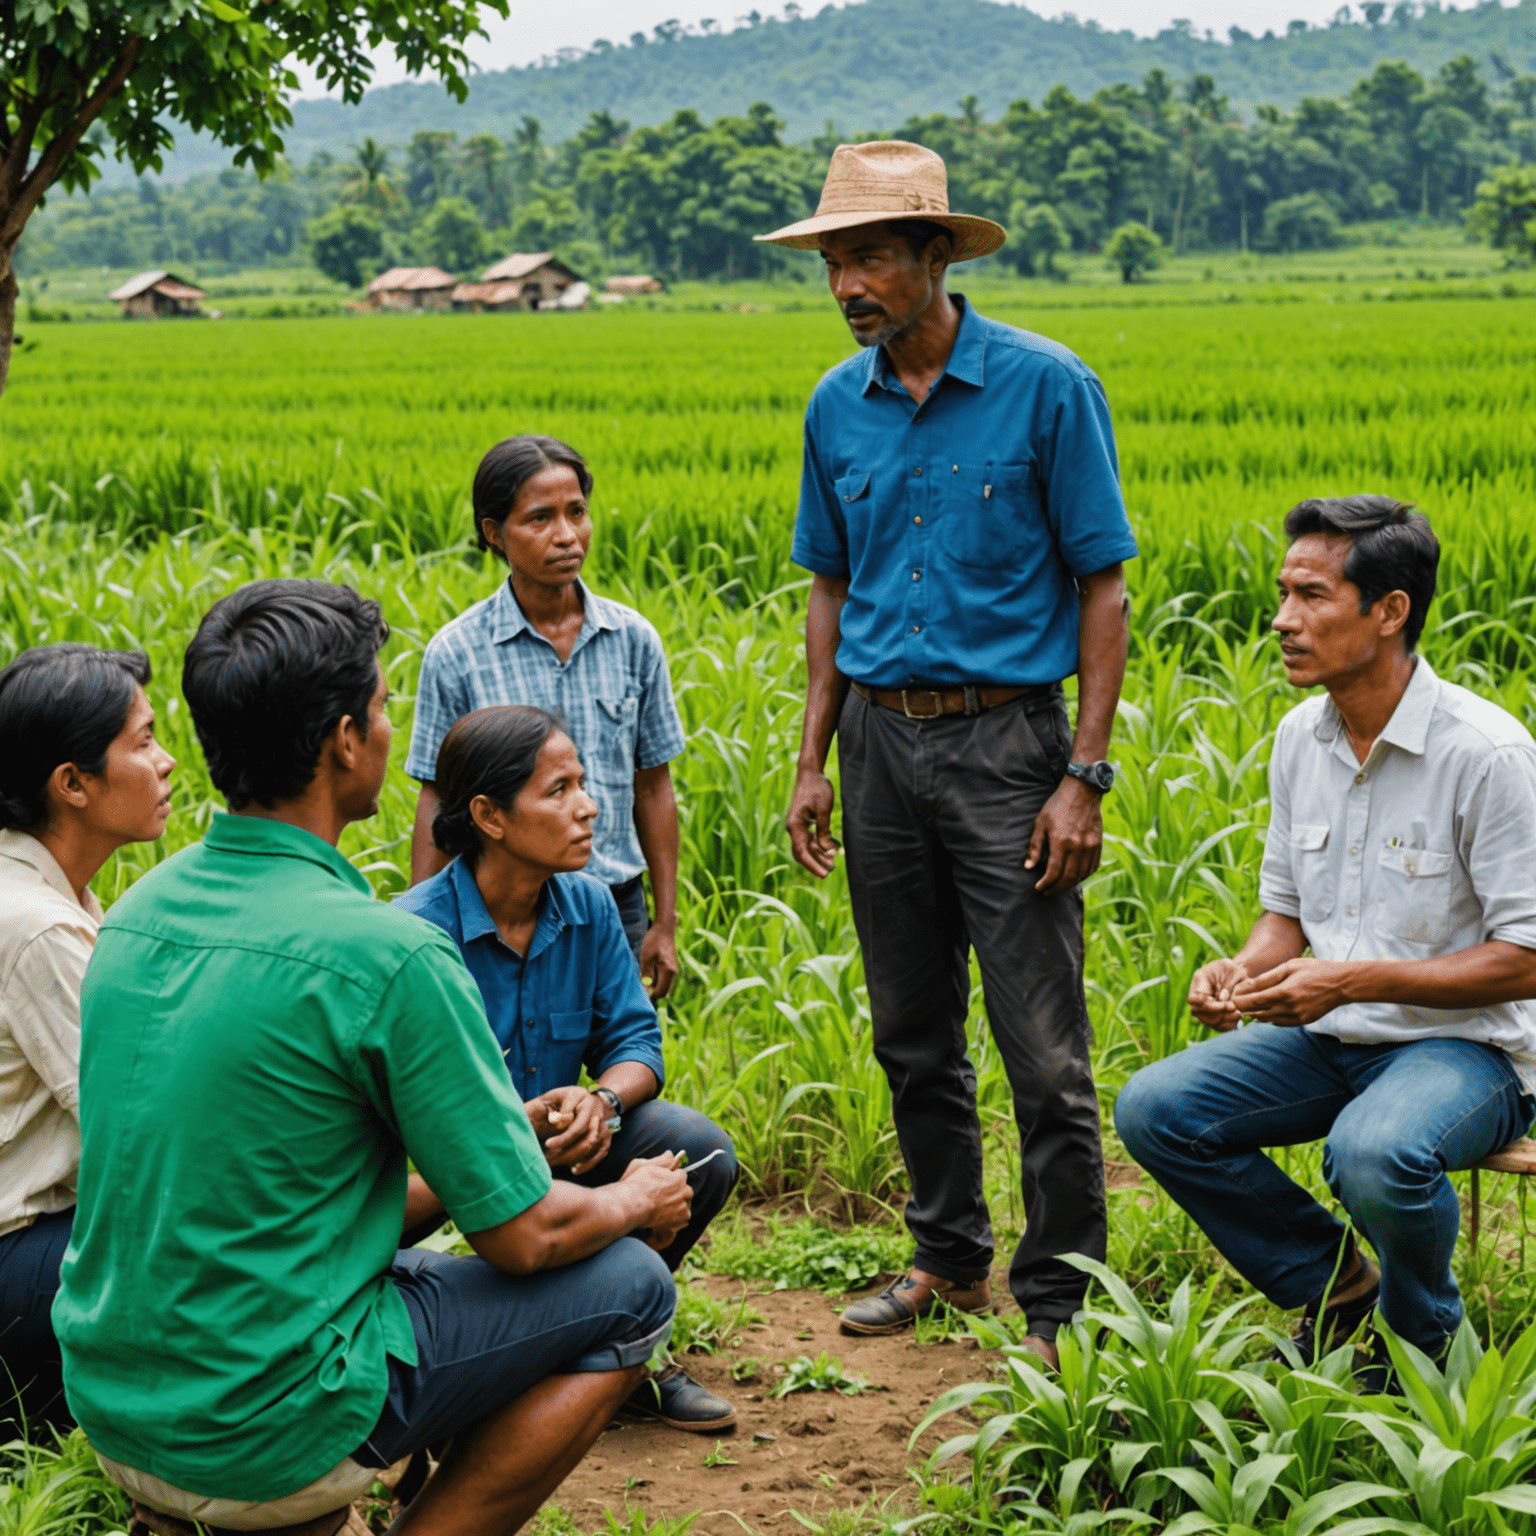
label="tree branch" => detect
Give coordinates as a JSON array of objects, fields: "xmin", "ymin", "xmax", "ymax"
[{"xmin": 0, "ymin": 36, "xmax": 143, "ymax": 250}]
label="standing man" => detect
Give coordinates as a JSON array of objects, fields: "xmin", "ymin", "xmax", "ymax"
[{"xmin": 760, "ymin": 141, "xmax": 1138, "ymax": 1367}]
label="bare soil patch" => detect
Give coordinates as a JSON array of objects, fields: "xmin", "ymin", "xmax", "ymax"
[{"xmin": 546, "ymin": 1275, "xmax": 1012, "ymax": 1534}]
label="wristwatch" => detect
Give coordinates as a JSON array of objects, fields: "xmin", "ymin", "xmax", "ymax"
[
  {"xmin": 593, "ymin": 1085, "xmax": 624, "ymax": 1129},
  {"xmin": 1065, "ymin": 760, "xmax": 1116, "ymax": 794}
]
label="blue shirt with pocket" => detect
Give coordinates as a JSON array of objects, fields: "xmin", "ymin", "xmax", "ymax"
[
  {"xmin": 394, "ymin": 860, "xmax": 665, "ymax": 1101},
  {"xmin": 791, "ymin": 295, "xmax": 1138, "ymax": 688},
  {"xmin": 405, "ymin": 580, "xmax": 686, "ymax": 888}
]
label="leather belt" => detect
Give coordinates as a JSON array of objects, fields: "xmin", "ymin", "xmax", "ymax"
[{"xmin": 850, "ymin": 681, "xmax": 1050, "ymax": 719}]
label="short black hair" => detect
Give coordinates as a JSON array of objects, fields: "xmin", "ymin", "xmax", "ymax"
[
  {"xmin": 0, "ymin": 644, "xmax": 152, "ymax": 833},
  {"xmin": 472, "ymin": 436, "xmax": 593, "ymax": 554},
  {"xmin": 884, "ymin": 218, "xmax": 952, "ymax": 263},
  {"xmin": 183, "ymin": 579, "xmax": 389, "ymax": 811},
  {"xmin": 1284, "ymin": 495, "xmax": 1440, "ymax": 651},
  {"xmin": 431, "ymin": 705, "xmax": 566, "ymax": 865}
]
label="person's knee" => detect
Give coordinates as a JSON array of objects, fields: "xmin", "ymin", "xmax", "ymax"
[
  {"xmin": 615, "ymin": 1239, "xmax": 677, "ymax": 1337},
  {"xmin": 1324, "ymin": 1126, "xmax": 1421, "ymax": 1220},
  {"xmin": 1114, "ymin": 1063, "xmax": 1183, "ymax": 1164}
]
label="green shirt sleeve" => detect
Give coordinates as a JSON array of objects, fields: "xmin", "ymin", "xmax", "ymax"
[{"xmin": 355, "ymin": 932, "xmax": 552, "ymax": 1232}]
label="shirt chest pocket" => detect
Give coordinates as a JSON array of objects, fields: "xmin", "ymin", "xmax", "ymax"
[
  {"xmin": 943, "ymin": 462, "xmax": 1038, "ymax": 570},
  {"xmin": 1374, "ymin": 845, "xmax": 1456, "ymax": 948},
  {"xmin": 834, "ymin": 469, "xmax": 874, "ymax": 546},
  {"xmin": 1292, "ymin": 823, "xmax": 1336, "ymax": 923},
  {"xmin": 595, "ymin": 695, "xmax": 640, "ymax": 773},
  {"xmin": 549, "ymin": 1009, "xmax": 594, "ymax": 1042}
]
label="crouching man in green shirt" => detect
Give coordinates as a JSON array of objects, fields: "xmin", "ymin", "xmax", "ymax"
[{"xmin": 53, "ymin": 578, "xmax": 690, "ymax": 1536}]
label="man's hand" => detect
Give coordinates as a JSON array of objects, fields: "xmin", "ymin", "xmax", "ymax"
[
  {"xmin": 1025, "ymin": 777, "xmax": 1103, "ymax": 895},
  {"xmin": 620, "ymin": 1151, "xmax": 693, "ymax": 1252},
  {"xmin": 787, "ymin": 765, "xmax": 840, "ymax": 878},
  {"xmin": 1189, "ymin": 958, "xmax": 1253, "ymax": 1031},
  {"xmin": 535, "ymin": 1086, "xmax": 613, "ymax": 1175},
  {"xmin": 639, "ymin": 922, "xmax": 679, "ymax": 1000},
  {"xmin": 1231, "ymin": 959, "xmax": 1351, "ymax": 1026}
]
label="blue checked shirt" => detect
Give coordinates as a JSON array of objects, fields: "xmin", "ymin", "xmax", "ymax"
[{"xmin": 407, "ymin": 580, "xmax": 687, "ymax": 888}]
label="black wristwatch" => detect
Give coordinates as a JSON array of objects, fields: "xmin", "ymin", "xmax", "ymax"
[
  {"xmin": 593, "ymin": 1086, "xmax": 624, "ymax": 1121},
  {"xmin": 1065, "ymin": 760, "xmax": 1116, "ymax": 794}
]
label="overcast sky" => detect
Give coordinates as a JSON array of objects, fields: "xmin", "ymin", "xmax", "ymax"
[{"xmin": 291, "ymin": 0, "xmax": 1519, "ymax": 96}]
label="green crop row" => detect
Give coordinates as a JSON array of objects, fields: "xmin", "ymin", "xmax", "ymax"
[{"xmin": 3, "ymin": 297, "xmax": 1536, "ymax": 1358}]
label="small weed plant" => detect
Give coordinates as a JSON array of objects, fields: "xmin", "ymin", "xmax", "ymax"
[{"xmin": 774, "ymin": 1352, "xmax": 874, "ymax": 1398}]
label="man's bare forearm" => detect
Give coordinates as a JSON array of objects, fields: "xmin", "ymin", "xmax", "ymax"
[
  {"xmin": 465, "ymin": 1180, "xmax": 655, "ymax": 1276},
  {"xmin": 1237, "ymin": 913, "xmax": 1309, "ymax": 974},
  {"xmin": 1072, "ymin": 564, "xmax": 1128, "ymax": 763},
  {"xmin": 797, "ymin": 575, "xmax": 851, "ymax": 773},
  {"xmin": 1337, "ymin": 940, "xmax": 1536, "ymax": 1011}
]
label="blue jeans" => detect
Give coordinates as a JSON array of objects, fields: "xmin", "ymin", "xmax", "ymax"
[
  {"xmin": 609, "ymin": 876, "xmax": 648, "ymax": 961},
  {"xmin": 1115, "ymin": 1026, "xmax": 1532, "ymax": 1353},
  {"xmin": 0, "ymin": 1207, "xmax": 74, "ymax": 1434},
  {"xmin": 355, "ymin": 1236, "xmax": 674, "ymax": 1468}
]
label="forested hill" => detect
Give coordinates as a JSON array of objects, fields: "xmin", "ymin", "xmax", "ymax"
[{"xmin": 144, "ymin": 0, "xmax": 1535, "ymax": 180}]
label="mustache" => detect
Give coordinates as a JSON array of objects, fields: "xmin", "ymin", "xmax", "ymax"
[{"xmin": 842, "ymin": 300, "xmax": 887, "ymax": 321}]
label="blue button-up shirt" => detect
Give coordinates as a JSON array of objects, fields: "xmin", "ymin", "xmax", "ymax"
[
  {"xmin": 394, "ymin": 861, "xmax": 665, "ymax": 1100},
  {"xmin": 406, "ymin": 580, "xmax": 686, "ymax": 887},
  {"xmin": 791, "ymin": 296, "xmax": 1138, "ymax": 688}
]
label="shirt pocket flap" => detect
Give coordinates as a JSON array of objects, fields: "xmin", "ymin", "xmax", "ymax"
[
  {"xmin": 550, "ymin": 1009, "xmax": 594, "ymax": 1041},
  {"xmin": 596, "ymin": 696, "xmax": 639, "ymax": 724},
  {"xmin": 1379, "ymin": 846, "xmax": 1454, "ymax": 879},
  {"xmin": 835, "ymin": 471, "xmax": 870, "ymax": 504},
  {"xmin": 1292, "ymin": 823, "xmax": 1331, "ymax": 852}
]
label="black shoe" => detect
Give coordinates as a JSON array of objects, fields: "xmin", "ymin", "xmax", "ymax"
[
  {"xmin": 1281, "ymin": 1257, "xmax": 1381, "ymax": 1367},
  {"xmin": 622, "ymin": 1366, "xmax": 736, "ymax": 1433}
]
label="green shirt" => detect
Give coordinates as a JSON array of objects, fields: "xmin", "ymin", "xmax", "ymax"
[{"xmin": 54, "ymin": 815, "xmax": 552, "ymax": 1502}]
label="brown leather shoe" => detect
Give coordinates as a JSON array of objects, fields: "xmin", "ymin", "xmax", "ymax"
[
  {"xmin": 839, "ymin": 1269, "xmax": 993, "ymax": 1335},
  {"xmin": 1017, "ymin": 1334, "xmax": 1060, "ymax": 1373}
]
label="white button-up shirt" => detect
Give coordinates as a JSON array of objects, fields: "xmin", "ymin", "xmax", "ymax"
[
  {"xmin": 0, "ymin": 829, "xmax": 97, "ymax": 1236},
  {"xmin": 1259, "ymin": 657, "xmax": 1536, "ymax": 1090}
]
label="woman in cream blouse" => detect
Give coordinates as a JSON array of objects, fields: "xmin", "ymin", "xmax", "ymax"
[{"xmin": 0, "ymin": 644, "xmax": 174, "ymax": 1431}]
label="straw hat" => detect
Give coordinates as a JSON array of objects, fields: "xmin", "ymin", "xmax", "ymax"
[{"xmin": 755, "ymin": 140, "xmax": 1006, "ymax": 262}]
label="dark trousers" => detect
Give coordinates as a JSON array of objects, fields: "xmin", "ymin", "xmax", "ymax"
[
  {"xmin": 610, "ymin": 875, "xmax": 649, "ymax": 961},
  {"xmin": 0, "ymin": 1206, "xmax": 75, "ymax": 1435},
  {"xmin": 569, "ymin": 1097, "xmax": 739, "ymax": 1271},
  {"xmin": 838, "ymin": 686, "xmax": 1106, "ymax": 1335}
]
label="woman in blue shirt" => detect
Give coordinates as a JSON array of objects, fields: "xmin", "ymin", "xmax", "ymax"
[{"xmin": 396, "ymin": 704, "xmax": 739, "ymax": 1433}]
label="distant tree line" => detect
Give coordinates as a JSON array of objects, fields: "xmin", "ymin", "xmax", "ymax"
[{"xmin": 17, "ymin": 51, "xmax": 1536, "ymax": 287}]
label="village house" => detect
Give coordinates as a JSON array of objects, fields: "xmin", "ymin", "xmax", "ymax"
[
  {"xmin": 455, "ymin": 253, "xmax": 584, "ymax": 312},
  {"xmin": 365, "ymin": 267, "xmax": 458, "ymax": 311},
  {"xmin": 108, "ymin": 271, "xmax": 208, "ymax": 317},
  {"xmin": 604, "ymin": 274, "xmax": 666, "ymax": 296}
]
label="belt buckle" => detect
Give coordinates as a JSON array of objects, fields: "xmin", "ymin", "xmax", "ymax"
[{"xmin": 901, "ymin": 689, "xmax": 942, "ymax": 719}]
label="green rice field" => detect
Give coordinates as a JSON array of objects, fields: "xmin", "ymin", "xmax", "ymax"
[{"xmin": 5, "ymin": 283, "xmax": 1536, "ymax": 1531}]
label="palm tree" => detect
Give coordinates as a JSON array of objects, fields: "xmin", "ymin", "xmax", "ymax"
[{"xmin": 343, "ymin": 138, "xmax": 398, "ymax": 211}]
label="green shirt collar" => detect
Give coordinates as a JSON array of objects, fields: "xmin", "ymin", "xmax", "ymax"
[{"xmin": 202, "ymin": 813, "xmax": 373, "ymax": 895}]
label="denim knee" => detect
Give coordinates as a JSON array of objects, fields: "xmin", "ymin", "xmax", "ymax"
[
  {"xmin": 1114, "ymin": 1062, "xmax": 1183, "ymax": 1165},
  {"xmin": 611, "ymin": 1237, "xmax": 677, "ymax": 1338},
  {"xmin": 1323, "ymin": 1126, "xmax": 1418, "ymax": 1223}
]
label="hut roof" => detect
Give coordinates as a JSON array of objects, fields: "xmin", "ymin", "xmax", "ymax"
[
  {"xmin": 482, "ymin": 252, "xmax": 582, "ymax": 283},
  {"xmin": 451, "ymin": 281, "xmax": 525, "ymax": 306},
  {"xmin": 365, "ymin": 266, "xmax": 458, "ymax": 295},
  {"xmin": 604, "ymin": 274, "xmax": 665, "ymax": 295},
  {"xmin": 108, "ymin": 270, "xmax": 207, "ymax": 302}
]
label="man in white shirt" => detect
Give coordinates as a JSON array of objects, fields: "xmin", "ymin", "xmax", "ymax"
[{"xmin": 1117, "ymin": 496, "xmax": 1536, "ymax": 1376}]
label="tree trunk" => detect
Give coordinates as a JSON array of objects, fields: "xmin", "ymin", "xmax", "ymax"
[
  {"xmin": 1240, "ymin": 201, "xmax": 1248, "ymax": 254},
  {"xmin": 0, "ymin": 254, "xmax": 16, "ymax": 400}
]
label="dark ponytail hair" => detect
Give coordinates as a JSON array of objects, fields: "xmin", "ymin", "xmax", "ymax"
[
  {"xmin": 432, "ymin": 705, "xmax": 566, "ymax": 864},
  {"xmin": 0, "ymin": 644, "xmax": 152, "ymax": 833},
  {"xmin": 472, "ymin": 435, "xmax": 593, "ymax": 552}
]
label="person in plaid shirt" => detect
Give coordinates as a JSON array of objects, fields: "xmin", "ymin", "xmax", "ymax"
[{"xmin": 407, "ymin": 436, "xmax": 686, "ymax": 999}]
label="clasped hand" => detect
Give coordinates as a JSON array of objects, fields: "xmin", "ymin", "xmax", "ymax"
[
  {"xmin": 1189, "ymin": 956, "xmax": 1351, "ymax": 1030},
  {"xmin": 525, "ymin": 1085, "xmax": 613, "ymax": 1175}
]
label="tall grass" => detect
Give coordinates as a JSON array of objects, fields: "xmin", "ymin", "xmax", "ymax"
[{"xmin": 2, "ymin": 296, "xmax": 1534, "ymax": 1295}]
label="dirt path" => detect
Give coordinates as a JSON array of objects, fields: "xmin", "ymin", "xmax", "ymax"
[{"xmin": 546, "ymin": 1277, "xmax": 1008, "ymax": 1534}]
